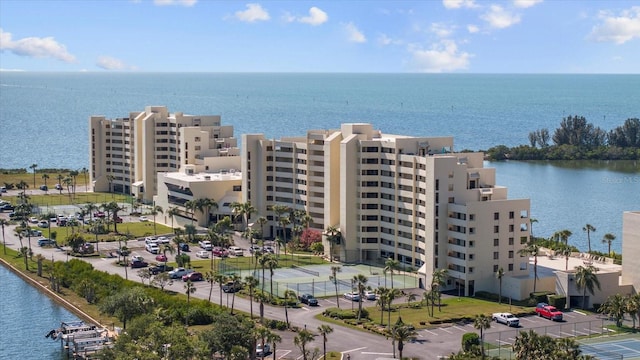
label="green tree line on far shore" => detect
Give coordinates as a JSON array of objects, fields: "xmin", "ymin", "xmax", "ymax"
[{"xmin": 486, "ymin": 116, "xmax": 640, "ymax": 161}]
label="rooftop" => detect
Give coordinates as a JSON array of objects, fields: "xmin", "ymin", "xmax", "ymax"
[
  {"xmin": 535, "ymin": 250, "xmax": 621, "ymax": 277},
  {"xmin": 162, "ymin": 169, "xmax": 242, "ymax": 183}
]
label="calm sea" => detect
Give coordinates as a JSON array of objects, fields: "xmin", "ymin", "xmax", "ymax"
[
  {"xmin": 0, "ymin": 72, "xmax": 638, "ymax": 249},
  {"xmin": 0, "ymin": 265, "xmax": 80, "ymax": 359}
]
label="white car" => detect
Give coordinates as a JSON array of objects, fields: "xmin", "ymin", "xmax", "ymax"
[
  {"xmin": 229, "ymin": 246, "xmax": 243, "ymax": 256},
  {"xmin": 139, "ymin": 216, "xmax": 149, "ymax": 222},
  {"xmin": 199, "ymin": 240, "xmax": 212, "ymax": 251},
  {"xmin": 156, "ymin": 236, "xmax": 170, "ymax": 244},
  {"xmin": 144, "ymin": 236, "xmax": 157, "ymax": 244},
  {"xmin": 343, "ymin": 292, "xmax": 360, "ymax": 301},
  {"xmin": 131, "ymin": 255, "xmax": 144, "ymax": 262},
  {"xmin": 196, "ymin": 250, "xmax": 210, "ymax": 259},
  {"xmin": 145, "ymin": 243, "xmax": 159, "ymax": 254},
  {"xmin": 168, "ymin": 267, "xmax": 193, "ymax": 279},
  {"xmin": 492, "ymin": 312, "xmax": 520, "ymax": 327},
  {"xmin": 364, "ymin": 290, "xmax": 377, "ymax": 300},
  {"xmin": 256, "ymin": 343, "xmax": 271, "ymax": 356}
]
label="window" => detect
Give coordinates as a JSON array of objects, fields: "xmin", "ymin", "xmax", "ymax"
[
  {"xmin": 509, "ymin": 224, "xmax": 515, "ymax": 232},
  {"xmin": 469, "ymin": 254, "xmax": 474, "ymax": 261},
  {"xmin": 493, "ymin": 238, "xmax": 499, "ymax": 246},
  {"xmin": 520, "ymin": 236, "xmax": 528, "ymax": 244},
  {"xmin": 509, "ymin": 250, "xmax": 514, "ymax": 258},
  {"xmin": 508, "ymin": 264, "xmax": 514, "ymax": 271},
  {"xmin": 520, "ymin": 262, "xmax": 527, "ymax": 270},
  {"xmin": 469, "ymin": 241, "xmax": 474, "ymax": 248},
  {"xmin": 468, "ymin": 267, "xmax": 474, "ymax": 274},
  {"xmin": 493, "ymin": 252, "xmax": 499, "ymax": 259},
  {"xmin": 509, "ymin": 237, "xmax": 514, "ymax": 245},
  {"xmin": 494, "ymin": 225, "xmax": 499, "ymax": 233},
  {"xmin": 493, "ymin": 265, "xmax": 499, "ymax": 272},
  {"xmin": 509, "ymin": 211, "xmax": 515, "ymax": 219},
  {"xmin": 494, "ymin": 212, "xmax": 500, "ymax": 220},
  {"xmin": 469, "ymin": 214, "xmax": 475, "ymax": 221}
]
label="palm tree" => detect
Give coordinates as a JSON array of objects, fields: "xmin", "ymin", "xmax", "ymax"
[
  {"xmin": 167, "ymin": 206, "xmax": 181, "ymax": 232},
  {"xmin": 29, "ymin": 163, "xmax": 38, "ymax": 189},
  {"xmin": 318, "ymin": 324, "xmax": 334, "ymax": 360},
  {"xmin": 41, "ymin": 173, "xmax": 49, "ymax": 192},
  {"xmin": 384, "ymin": 258, "xmax": 400, "ymax": 289},
  {"xmin": 0, "ymin": 219, "xmax": 8, "ymax": 255},
  {"xmin": 184, "ymin": 199, "xmax": 198, "ymax": 226},
  {"xmin": 184, "ymin": 280, "xmax": 197, "ymax": 326},
  {"xmin": 518, "ymin": 240, "xmax": 540, "ymax": 293},
  {"xmin": 18, "ymin": 246, "xmax": 30, "ymax": 270},
  {"xmin": 282, "ymin": 289, "xmax": 297, "ymax": 327},
  {"xmin": 293, "ymin": 329, "xmax": 316, "ymax": 360},
  {"xmin": 198, "ymin": 197, "xmax": 217, "ymax": 227},
  {"xmin": 272, "ymin": 204, "xmax": 289, "ymax": 245},
  {"xmin": 556, "ymin": 244, "xmax": 572, "ymax": 271},
  {"xmin": 599, "ymin": 293, "xmax": 627, "ymax": 327},
  {"xmin": 278, "ymin": 216, "xmax": 291, "ymax": 254},
  {"xmin": 353, "ymin": 274, "xmax": 368, "ymax": 320},
  {"xmin": 62, "ymin": 176, "xmax": 73, "ymax": 200},
  {"xmin": 161, "ymin": 243, "xmax": 174, "ymax": 267},
  {"xmin": 256, "ymin": 216, "xmax": 268, "ymax": 239},
  {"xmin": 255, "ymin": 326, "xmax": 272, "ymax": 360},
  {"xmin": 229, "ymin": 273, "xmax": 242, "ymax": 314},
  {"xmin": 558, "ymin": 229, "xmax": 573, "ymax": 245},
  {"xmin": 330, "ymin": 265, "xmax": 342, "ymax": 309},
  {"xmin": 84, "ymin": 202, "xmax": 97, "ymax": 223},
  {"xmin": 473, "ymin": 314, "xmax": 492, "ymax": 359},
  {"xmin": 386, "ymin": 288, "xmax": 401, "ymax": 329},
  {"xmin": 496, "ymin": 267, "xmax": 504, "ymax": 304},
  {"xmin": 150, "ymin": 204, "xmax": 163, "ymax": 235},
  {"xmin": 81, "ymin": 167, "xmax": 89, "ymax": 190},
  {"xmin": 214, "ymin": 273, "xmax": 226, "ymax": 308},
  {"xmin": 625, "ymin": 294, "xmax": 640, "ymax": 329},
  {"xmin": 375, "ymin": 287, "xmax": 389, "ymax": 325},
  {"xmin": 431, "ymin": 268, "xmax": 448, "ymax": 311},
  {"xmin": 245, "ymin": 275, "xmax": 259, "ymax": 319},
  {"xmin": 529, "ymin": 217, "xmax": 538, "ymax": 239},
  {"xmin": 325, "ymin": 225, "xmax": 341, "ymax": 261},
  {"xmin": 602, "ymin": 233, "xmax": 616, "ymax": 256},
  {"xmin": 391, "ymin": 318, "xmax": 417, "ymax": 360},
  {"xmin": 264, "ymin": 255, "xmax": 279, "ymax": 300},
  {"xmin": 204, "ymin": 271, "xmax": 216, "ymax": 302},
  {"xmin": 172, "ymin": 230, "xmax": 184, "ymax": 256},
  {"xmin": 106, "ymin": 174, "xmax": 115, "ymax": 196},
  {"xmin": 56, "ymin": 174, "xmax": 64, "ymax": 195},
  {"xmin": 69, "ymin": 170, "xmax": 79, "ymax": 196},
  {"xmin": 583, "ymin": 224, "xmax": 596, "ymax": 253},
  {"xmin": 575, "ymin": 264, "xmax": 601, "ymax": 309},
  {"xmin": 18, "ymin": 179, "xmax": 29, "ymax": 192}
]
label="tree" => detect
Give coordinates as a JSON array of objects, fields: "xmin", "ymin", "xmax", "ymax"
[
  {"xmin": 29, "ymin": 163, "xmax": 38, "ymax": 189},
  {"xmin": 150, "ymin": 204, "xmax": 163, "ymax": 235},
  {"xmin": 376, "ymin": 287, "xmax": 389, "ymax": 325},
  {"xmin": 264, "ymin": 255, "xmax": 279, "ymax": 300},
  {"xmin": 432, "ymin": 268, "xmax": 448, "ymax": 311},
  {"xmin": 41, "ymin": 173, "xmax": 49, "ymax": 193},
  {"xmin": 602, "ymin": 233, "xmax": 616, "ymax": 256},
  {"xmin": 256, "ymin": 216, "xmax": 268, "ymax": 239},
  {"xmin": 229, "ymin": 273, "xmax": 242, "ymax": 314},
  {"xmin": 384, "ymin": 258, "xmax": 400, "ymax": 289},
  {"xmin": 598, "ymin": 293, "xmax": 627, "ymax": 327},
  {"xmin": 329, "ymin": 265, "xmax": 342, "ymax": 309},
  {"xmin": 106, "ymin": 174, "xmax": 115, "ymax": 195},
  {"xmin": 283, "ymin": 289, "xmax": 297, "ymax": 327},
  {"xmin": 512, "ymin": 330, "xmax": 585, "ymax": 360},
  {"xmin": 529, "ymin": 218, "xmax": 539, "ymax": 240},
  {"xmin": 496, "ymin": 267, "xmax": 504, "ymax": 304},
  {"xmin": 556, "ymin": 244, "xmax": 572, "ymax": 271},
  {"xmin": 293, "ymin": 329, "xmax": 316, "ymax": 360},
  {"xmin": 518, "ymin": 240, "xmax": 540, "ymax": 293},
  {"xmin": 214, "ymin": 273, "xmax": 227, "ymax": 308},
  {"xmin": 575, "ymin": 264, "xmax": 601, "ymax": 310},
  {"xmin": 583, "ymin": 224, "xmax": 596, "ymax": 253},
  {"xmin": 184, "ymin": 199, "xmax": 198, "ymax": 226},
  {"xmin": 0, "ymin": 218, "xmax": 8, "ymax": 255},
  {"xmin": 318, "ymin": 324, "xmax": 334, "ymax": 360},
  {"xmin": 160, "ymin": 243, "xmax": 174, "ymax": 267},
  {"xmin": 608, "ymin": 118, "xmax": 640, "ymax": 147},
  {"xmin": 56, "ymin": 174, "xmax": 64, "ymax": 194},
  {"xmin": 325, "ymin": 225, "xmax": 341, "ymax": 261},
  {"xmin": 137, "ymin": 269, "xmax": 150, "ymax": 285},
  {"xmin": 552, "ymin": 115, "xmax": 606, "ymax": 148},
  {"xmin": 386, "ymin": 288, "xmax": 401, "ymax": 329},
  {"xmin": 184, "ymin": 280, "xmax": 197, "ymax": 325},
  {"xmin": 245, "ymin": 275, "xmax": 259, "ymax": 319},
  {"xmin": 150, "ymin": 272, "xmax": 172, "ymax": 292},
  {"xmin": 204, "ymin": 271, "xmax": 216, "ymax": 302},
  {"xmin": 353, "ymin": 274, "xmax": 369, "ymax": 320},
  {"xmin": 99, "ymin": 287, "xmax": 154, "ymax": 329},
  {"xmin": 63, "ymin": 176, "xmax": 73, "ymax": 200},
  {"xmin": 167, "ymin": 206, "xmax": 181, "ymax": 232},
  {"xmin": 81, "ymin": 167, "xmax": 89, "ymax": 191},
  {"xmin": 473, "ymin": 314, "xmax": 491, "ymax": 359},
  {"xmin": 391, "ymin": 318, "xmax": 417, "ymax": 360}
]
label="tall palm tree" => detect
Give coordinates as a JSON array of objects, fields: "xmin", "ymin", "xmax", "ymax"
[
  {"xmin": 204, "ymin": 271, "xmax": 215, "ymax": 302},
  {"xmin": 602, "ymin": 233, "xmax": 616, "ymax": 256},
  {"xmin": 318, "ymin": 324, "xmax": 334, "ymax": 360},
  {"xmin": 18, "ymin": 179, "xmax": 29, "ymax": 192},
  {"xmin": 84, "ymin": 202, "xmax": 97, "ymax": 223},
  {"xmin": 529, "ymin": 217, "xmax": 538, "ymax": 240},
  {"xmin": 375, "ymin": 287, "xmax": 390, "ymax": 325},
  {"xmin": 330, "ymin": 265, "xmax": 342, "ymax": 308},
  {"xmin": 29, "ymin": 163, "xmax": 38, "ymax": 189},
  {"xmin": 167, "ymin": 206, "xmax": 181, "ymax": 232},
  {"xmin": 556, "ymin": 244, "xmax": 572, "ymax": 271},
  {"xmin": 214, "ymin": 273, "xmax": 226, "ymax": 308},
  {"xmin": 198, "ymin": 197, "xmax": 217, "ymax": 227},
  {"xmin": 474, "ymin": 314, "xmax": 492, "ymax": 359},
  {"xmin": 172, "ymin": 230, "xmax": 185, "ymax": 256},
  {"xmin": 256, "ymin": 216, "xmax": 268, "ymax": 239},
  {"xmin": 518, "ymin": 240, "xmax": 540, "ymax": 293},
  {"xmin": 599, "ymin": 293, "xmax": 627, "ymax": 327},
  {"xmin": 386, "ymin": 288, "xmax": 401, "ymax": 329},
  {"xmin": 279, "ymin": 216, "xmax": 291, "ymax": 255},
  {"xmin": 184, "ymin": 280, "xmax": 197, "ymax": 325},
  {"xmin": 106, "ymin": 174, "xmax": 115, "ymax": 196},
  {"xmin": 150, "ymin": 204, "xmax": 163, "ymax": 235},
  {"xmin": 283, "ymin": 289, "xmax": 297, "ymax": 327},
  {"xmin": 391, "ymin": 318, "xmax": 417, "ymax": 360},
  {"xmin": 496, "ymin": 267, "xmax": 504, "ymax": 304},
  {"xmin": 41, "ymin": 173, "xmax": 49, "ymax": 192},
  {"xmin": 431, "ymin": 268, "xmax": 448, "ymax": 311},
  {"xmin": 272, "ymin": 204, "xmax": 289, "ymax": 242},
  {"xmin": 229, "ymin": 273, "xmax": 242, "ymax": 314},
  {"xmin": 293, "ymin": 329, "xmax": 316, "ymax": 360},
  {"xmin": 583, "ymin": 224, "xmax": 596, "ymax": 253},
  {"xmin": 264, "ymin": 255, "xmax": 279, "ymax": 300},
  {"xmin": 161, "ymin": 243, "xmax": 174, "ymax": 267},
  {"xmin": 81, "ymin": 167, "xmax": 89, "ymax": 191},
  {"xmin": 56, "ymin": 174, "xmax": 64, "ymax": 195},
  {"xmin": 255, "ymin": 326, "xmax": 272, "ymax": 360},
  {"xmin": 63, "ymin": 176, "xmax": 73, "ymax": 200},
  {"xmin": 69, "ymin": 170, "xmax": 79, "ymax": 196},
  {"xmin": 575, "ymin": 264, "xmax": 601, "ymax": 310},
  {"xmin": 0, "ymin": 218, "xmax": 9, "ymax": 255},
  {"xmin": 245, "ymin": 275, "xmax": 259, "ymax": 319},
  {"xmin": 559, "ymin": 229, "xmax": 573, "ymax": 245},
  {"xmin": 325, "ymin": 225, "xmax": 341, "ymax": 261},
  {"xmin": 384, "ymin": 258, "xmax": 400, "ymax": 289},
  {"xmin": 353, "ymin": 274, "xmax": 368, "ymax": 320}
]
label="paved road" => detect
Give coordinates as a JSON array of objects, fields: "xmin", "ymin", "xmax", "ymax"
[{"xmin": 0, "ymin": 212, "xmax": 619, "ymax": 360}]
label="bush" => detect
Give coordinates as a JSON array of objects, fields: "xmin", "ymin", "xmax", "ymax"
[
  {"xmin": 547, "ymin": 295, "xmax": 566, "ymax": 309},
  {"xmin": 462, "ymin": 332, "xmax": 480, "ymax": 352},
  {"xmin": 266, "ymin": 319, "xmax": 288, "ymax": 330},
  {"xmin": 322, "ymin": 308, "xmax": 369, "ymax": 320}
]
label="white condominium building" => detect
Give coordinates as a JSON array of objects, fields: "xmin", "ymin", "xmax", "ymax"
[
  {"xmin": 90, "ymin": 106, "xmax": 238, "ymax": 203},
  {"xmin": 242, "ymin": 123, "xmax": 530, "ymax": 296}
]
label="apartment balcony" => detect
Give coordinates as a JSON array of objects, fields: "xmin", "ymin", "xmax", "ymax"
[
  {"xmin": 447, "ymin": 217, "xmax": 467, "ymax": 227},
  {"xmin": 447, "ymin": 243, "xmax": 466, "ymax": 254}
]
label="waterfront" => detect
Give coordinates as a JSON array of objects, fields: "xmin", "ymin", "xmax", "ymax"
[{"xmin": 0, "ymin": 265, "xmax": 80, "ymax": 360}]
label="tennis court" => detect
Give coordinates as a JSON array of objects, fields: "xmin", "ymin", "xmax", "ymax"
[{"xmin": 579, "ymin": 336, "xmax": 640, "ymax": 359}]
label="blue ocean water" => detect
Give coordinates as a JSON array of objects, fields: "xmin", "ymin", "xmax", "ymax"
[{"xmin": 1, "ymin": 73, "xmax": 638, "ymax": 169}]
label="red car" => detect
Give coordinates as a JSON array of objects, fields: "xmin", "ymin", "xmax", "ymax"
[
  {"xmin": 212, "ymin": 247, "xmax": 229, "ymax": 257},
  {"xmin": 535, "ymin": 303, "xmax": 563, "ymax": 321},
  {"xmin": 155, "ymin": 254, "xmax": 167, "ymax": 262},
  {"xmin": 182, "ymin": 272, "xmax": 203, "ymax": 282}
]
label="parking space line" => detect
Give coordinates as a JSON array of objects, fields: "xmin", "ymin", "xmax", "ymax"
[
  {"xmin": 276, "ymin": 350, "xmax": 291, "ymax": 359},
  {"xmin": 440, "ymin": 327, "xmax": 453, "ymax": 334},
  {"xmin": 496, "ymin": 340, "xmax": 512, "ymax": 345},
  {"xmin": 560, "ymin": 331, "xmax": 576, "ymax": 337},
  {"xmin": 453, "ymin": 326, "xmax": 466, "ymax": 332},
  {"xmin": 423, "ymin": 329, "xmax": 438, "ymax": 336}
]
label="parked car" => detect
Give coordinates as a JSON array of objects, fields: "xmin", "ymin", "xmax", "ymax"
[
  {"xmin": 364, "ymin": 290, "xmax": 377, "ymax": 300},
  {"xmin": 249, "ymin": 245, "xmax": 261, "ymax": 253},
  {"xmin": 168, "ymin": 267, "xmax": 193, "ymax": 279},
  {"xmin": 145, "ymin": 243, "xmax": 159, "ymax": 254},
  {"xmin": 156, "ymin": 236, "xmax": 170, "ymax": 244},
  {"xmin": 116, "ymin": 247, "xmax": 130, "ymax": 256},
  {"xmin": 29, "ymin": 217, "xmax": 39, "ymax": 223},
  {"xmin": 179, "ymin": 243, "xmax": 190, "ymax": 252},
  {"xmin": 144, "ymin": 236, "xmax": 157, "ymax": 244},
  {"xmin": 343, "ymin": 292, "xmax": 360, "ymax": 301},
  {"xmin": 199, "ymin": 240, "xmax": 212, "ymax": 251},
  {"xmin": 139, "ymin": 216, "xmax": 149, "ymax": 222},
  {"xmin": 155, "ymin": 254, "xmax": 167, "ymax": 262},
  {"xmin": 222, "ymin": 281, "xmax": 242, "ymax": 293},
  {"xmin": 55, "ymin": 183, "xmax": 63, "ymax": 190},
  {"xmin": 229, "ymin": 246, "xmax": 244, "ymax": 256},
  {"xmin": 1, "ymin": 204, "xmax": 15, "ymax": 211},
  {"xmin": 40, "ymin": 185, "xmax": 48, "ymax": 191},
  {"xmin": 38, "ymin": 220, "xmax": 48, "ymax": 228},
  {"xmin": 212, "ymin": 247, "xmax": 229, "ymax": 257},
  {"xmin": 256, "ymin": 344, "xmax": 271, "ymax": 357},
  {"xmin": 149, "ymin": 264, "xmax": 174, "ymax": 275},
  {"xmin": 182, "ymin": 272, "xmax": 203, "ymax": 282},
  {"xmin": 94, "ymin": 211, "xmax": 105, "ymax": 218},
  {"xmin": 130, "ymin": 260, "xmax": 148, "ymax": 268},
  {"xmin": 492, "ymin": 312, "xmax": 520, "ymax": 327},
  {"xmin": 22, "ymin": 229, "xmax": 42, "ymax": 237},
  {"xmin": 131, "ymin": 255, "xmax": 144, "ymax": 262},
  {"xmin": 38, "ymin": 238, "xmax": 56, "ymax": 247},
  {"xmin": 535, "ymin": 303, "xmax": 563, "ymax": 321},
  {"xmin": 196, "ymin": 250, "xmax": 210, "ymax": 259},
  {"xmin": 298, "ymin": 293, "xmax": 319, "ymax": 306}
]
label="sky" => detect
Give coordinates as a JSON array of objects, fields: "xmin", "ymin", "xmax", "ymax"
[{"xmin": 0, "ymin": 0, "xmax": 639, "ymax": 73}]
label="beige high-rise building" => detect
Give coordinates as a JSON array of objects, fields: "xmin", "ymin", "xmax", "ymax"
[
  {"xmin": 242, "ymin": 123, "xmax": 530, "ymax": 296},
  {"xmin": 621, "ymin": 211, "xmax": 640, "ymax": 292},
  {"xmin": 90, "ymin": 106, "xmax": 237, "ymax": 203}
]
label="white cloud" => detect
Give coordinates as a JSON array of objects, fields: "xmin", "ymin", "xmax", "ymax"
[
  {"xmin": 234, "ymin": 3, "xmax": 270, "ymax": 23},
  {"xmin": 283, "ymin": 7, "xmax": 328, "ymax": 26},
  {"xmin": 481, "ymin": 5, "xmax": 521, "ymax": 29},
  {"xmin": 513, "ymin": 0, "xmax": 543, "ymax": 9},
  {"xmin": 344, "ymin": 22, "xmax": 366, "ymax": 43},
  {"xmin": 377, "ymin": 33, "xmax": 402, "ymax": 46},
  {"xmin": 442, "ymin": 0, "xmax": 477, "ymax": 9},
  {"xmin": 0, "ymin": 28, "xmax": 75, "ymax": 62},
  {"xmin": 153, "ymin": 0, "xmax": 197, "ymax": 6},
  {"xmin": 589, "ymin": 6, "xmax": 640, "ymax": 45},
  {"xmin": 467, "ymin": 24, "xmax": 480, "ymax": 33},
  {"xmin": 409, "ymin": 40, "xmax": 472, "ymax": 73},
  {"xmin": 96, "ymin": 56, "xmax": 136, "ymax": 71},
  {"xmin": 430, "ymin": 23, "xmax": 455, "ymax": 38}
]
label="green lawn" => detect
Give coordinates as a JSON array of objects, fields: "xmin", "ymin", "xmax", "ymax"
[
  {"xmin": 23, "ymin": 221, "xmax": 173, "ymax": 245},
  {"xmin": 2, "ymin": 192, "xmax": 132, "ymax": 207}
]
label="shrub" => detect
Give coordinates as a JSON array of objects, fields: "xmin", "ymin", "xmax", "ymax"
[
  {"xmin": 322, "ymin": 308, "xmax": 369, "ymax": 320},
  {"xmin": 462, "ymin": 332, "xmax": 480, "ymax": 352},
  {"xmin": 547, "ymin": 295, "xmax": 566, "ymax": 309}
]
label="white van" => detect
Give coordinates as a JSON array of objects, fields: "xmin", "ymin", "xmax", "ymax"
[{"xmin": 229, "ymin": 246, "xmax": 243, "ymax": 256}]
